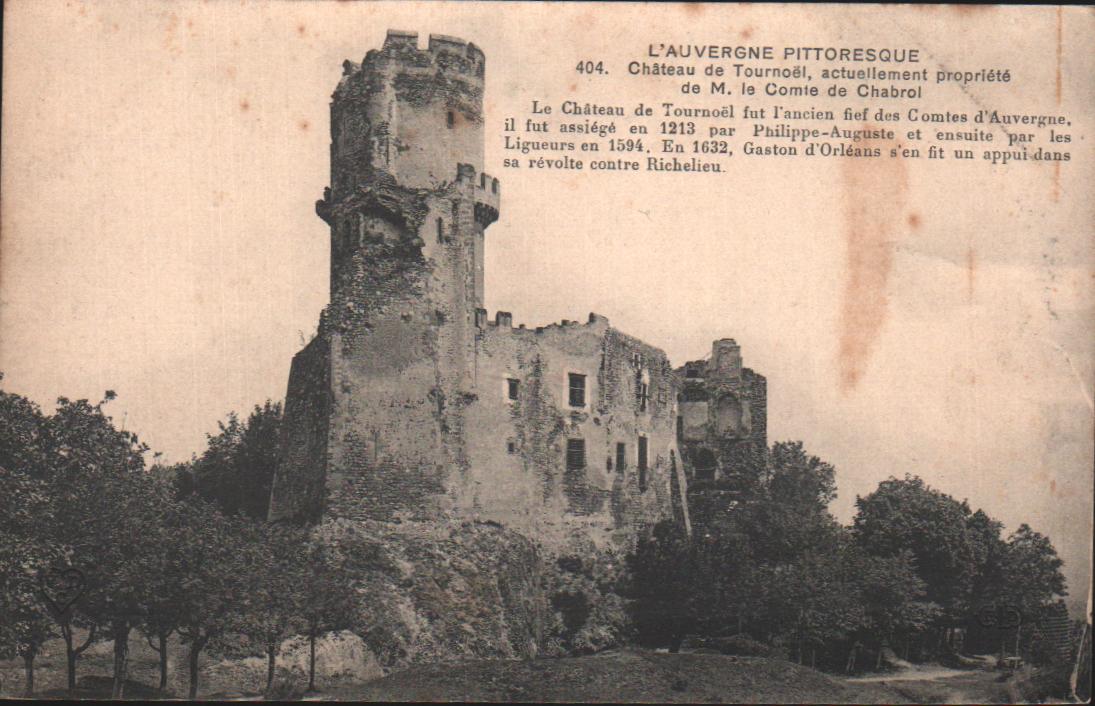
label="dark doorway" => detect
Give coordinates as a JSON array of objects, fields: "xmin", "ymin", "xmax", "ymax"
[{"xmin": 638, "ymin": 436, "xmax": 648, "ymax": 492}]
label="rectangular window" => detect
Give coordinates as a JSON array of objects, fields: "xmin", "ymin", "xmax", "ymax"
[
  {"xmin": 568, "ymin": 373, "xmax": 586, "ymax": 408},
  {"xmin": 446, "ymin": 110, "xmax": 455, "ymax": 129},
  {"xmin": 507, "ymin": 440, "xmax": 516, "ymax": 454},
  {"xmin": 616, "ymin": 442, "xmax": 626, "ymax": 473},
  {"xmin": 638, "ymin": 436, "xmax": 648, "ymax": 492},
  {"xmin": 507, "ymin": 378, "xmax": 520, "ymax": 401},
  {"xmin": 436, "ymin": 217, "xmax": 444, "ymax": 243},
  {"xmin": 638, "ymin": 382, "xmax": 649, "ymax": 412},
  {"xmin": 566, "ymin": 438, "xmax": 585, "ymax": 471}
]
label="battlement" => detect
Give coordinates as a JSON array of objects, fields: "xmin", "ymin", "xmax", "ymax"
[
  {"xmin": 366, "ymin": 30, "xmax": 486, "ymax": 80},
  {"xmin": 475, "ymin": 310, "xmax": 611, "ymax": 334},
  {"xmin": 455, "ymin": 163, "xmax": 500, "ymax": 225}
]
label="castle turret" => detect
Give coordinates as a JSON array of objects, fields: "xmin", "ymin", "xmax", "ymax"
[{"xmin": 270, "ymin": 31, "xmax": 500, "ymax": 523}]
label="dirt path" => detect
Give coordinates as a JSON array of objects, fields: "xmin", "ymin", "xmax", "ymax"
[{"xmin": 843, "ymin": 658, "xmax": 1015, "ymax": 704}]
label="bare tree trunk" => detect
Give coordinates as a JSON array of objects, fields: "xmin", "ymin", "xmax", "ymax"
[
  {"xmin": 23, "ymin": 650, "xmax": 35, "ymax": 696},
  {"xmin": 307, "ymin": 633, "xmax": 317, "ymax": 692},
  {"xmin": 111, "ymin": 620, "xmax": 130, "ymax": 698},
  {"xmin": 61, "ymin": 624, "xmax": 77, "ymax": 690},
  {"xmin": 266, "ymin": 645, "xmax": 277, "ymax": 691},
  {"xmin": 158, "ymin": 633, "xmax": 168, "ymax": 690},
  {"xmin": 187, "ymin": 638, "xmax": 203, "ymax": 700},
  {"xmin": 61, "ymin": 622, "xmax": 96, "ymax": 691}
]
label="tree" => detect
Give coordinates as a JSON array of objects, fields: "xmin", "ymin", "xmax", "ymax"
[
  {"xmin": 238, "ymin": 524, "xmax": 310, "ymax": 692},
  {"xmin": 999, "ymin": 524, "xmax": 1067, "ymax": 655},
  {"xmin": 625, "ymin": 521, "xmax": 699, "ymax": 652},
  {"xmin": 852, "ymin": 476, "xmax": 980, "ymax": 629},
  {"xmin": 296, "ymin": 539, "xmax": 359, "ymax": 692},
  {"xmin": 0, "ymin": 458, "xmax": 61, "ymax": 696},
  {"xmin": 766, "ymin": 441, "xmax": 837, "ymax": 510},
  {"xmin": 40, "ymin": 393, "xmax": 159, "ymax": 697},
  {"xmin": 173, "ymin": 500, "xmax": 265, "ymax": 699},
  {"xmin": 187, "ymin": 401, "xmax": 282, "ymax": 518},
  {"xmin": 846, "ymin": 547, "xmax": 940, "ymax": 666},
  {"xmin": 137, "ymin": 488, "xmax": 195, "ymax": 691}
]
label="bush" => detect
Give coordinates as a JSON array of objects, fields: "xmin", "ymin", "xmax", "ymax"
[{"xmin": 542, "ymin": 541, "xmax": 630, "ymax": 656}]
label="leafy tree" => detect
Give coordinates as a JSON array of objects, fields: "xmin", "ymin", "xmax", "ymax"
[
  {"xmin": 41, "ymin": 393, "xmax": 158, "ymax": 697},
  {"xmin": 187, "ymin": 401, "xmax": 282, "ymax": 518},
  {"xmin": 846, "ymin": 547, "xmax": 940, "ymax": 666},
  {"xmin": 296, "ymin": 539, "xmax": 360, "ymax": 692},
  {"xmin": 173, "ymin": 500, "xmax": 266, "ymax": 699},
  {"xmin": 753, "ymin": 548, "xmax": 864, "ymax": 667},
  {"xmin": 766, "ymin": 441, "xmax": 837, "ymax": 510},
  {"xmin": 625, "ymin": 521, "xmax": 699, "ymax": 652},
  {"xmin": 999, "ymin": 524, "xmax": 1067, "ymax": 655},
  {"xmin": 0, "ymin": 462, "xmax": 61, "ymax": 696},
  {"xmin": 137, "ymin": 489, "xmax": 195, "ymax": 691},
  {"xmin": 852, "ymin": 475, "xmax": 979, "ymax": 628},
  {"xmin": 239, "ymin": 523, "xmax": 310, "ymax": 692}
]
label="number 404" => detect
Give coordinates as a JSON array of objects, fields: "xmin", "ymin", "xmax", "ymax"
[{"xmin": 575, "ymin": 60, "xmax": 606, "ymax": 75}]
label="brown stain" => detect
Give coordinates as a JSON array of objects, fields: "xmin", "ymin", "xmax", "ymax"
[
  {"xmin": 907, "ymin": 213, "xmax": 921, "ymax": 229},
  {"xmin": 1055, "ymin": 7, "xmax": 1063, "ymax": 105},
  {"xmin": 568, "ymin": 83, "xmax": 578, "ymax": 92},
  {"xmin": 163, "ymin": 13, "xmax": 180, "ymax": 54},
  {"xmin": 683, "ymin": 3, "xmax": 704, "ymax": 16},
  {"xmin": 1050, "ymin": 479, "xmax": 1057, "ymax": 495},
  {"xmin": 239, "ymin": 98, "xmax": 250, "ymax": 112},
  {"xmin": 297, "ymin": 23, "xmax": 307, "ymax": 38},
  {"xmin": 1053, "ymin": 8, "xmax": 1063, "ymax": 203},
  {"xmin": 739, "ymin": 27, "xmax": 753, "ymax": 39},
  {"xmin": 966, "ymin": 246, "xmax": 976, "ymax": 302},
  {"xmin": 298, "ymin": 119, "xmax": 311, "ymax": 132},
  {"xmin": 225, "ymin": 66, "xmax": 237, "ymax": 80},
  {"xmin": 838, "ymin": 124, "xmax": 908, "ymax": 392}
]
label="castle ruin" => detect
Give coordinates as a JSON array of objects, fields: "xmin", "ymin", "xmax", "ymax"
[{"xmin": 267, "ymin": 31, "xmax": 768, "ymax": 549}]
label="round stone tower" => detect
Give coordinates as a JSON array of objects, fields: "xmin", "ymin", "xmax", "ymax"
[{"xmin": 270, "ymin": 31, "xmax": 500, "ymax": 523}]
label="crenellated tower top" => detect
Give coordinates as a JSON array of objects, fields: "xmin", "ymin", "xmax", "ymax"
[{"xmin": 328, "ymin": 30, "xmax": 488, "ymax": 195}]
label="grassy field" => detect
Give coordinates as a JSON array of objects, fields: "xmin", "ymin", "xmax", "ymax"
[{"xmin": 328, "ymin": 649, "xmax": 953, "ymax": 703}]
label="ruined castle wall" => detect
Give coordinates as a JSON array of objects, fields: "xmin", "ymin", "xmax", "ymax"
[
  {"xmin": 457, "ymin": 316, "xmax": 683, "ymax": 550},
  {"xmin": 268, "ymin": 336, "xmax": 332, "ymax": 523}
]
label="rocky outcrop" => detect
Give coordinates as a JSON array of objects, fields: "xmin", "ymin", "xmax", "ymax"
[{"xmin": 314, "ymin": 518, "xmax": 630, "ymax": 671}]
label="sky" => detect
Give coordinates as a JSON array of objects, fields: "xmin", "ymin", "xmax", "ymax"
[{"xmin": 2, "ymin": 1, "xmax": 1091, "ymax": 613}]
